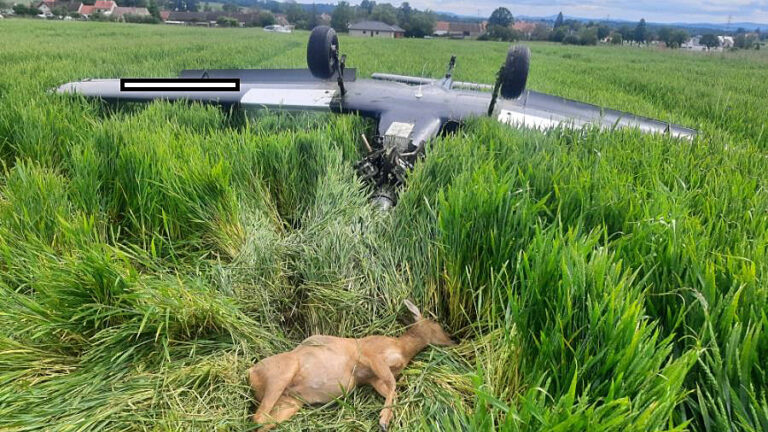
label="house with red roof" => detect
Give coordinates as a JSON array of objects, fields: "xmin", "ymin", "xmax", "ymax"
[
  {"xmin": 78, "ymin": 0, "xmax": 116, "ymax": 17},
  {"xmin": 512, "ymin": 21, "xmax": 538, "ymax": 39}
]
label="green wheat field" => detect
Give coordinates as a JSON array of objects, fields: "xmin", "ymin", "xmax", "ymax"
[{"xmin": 1, "ymin": 19, "xmax": 767, "ymax": 431}]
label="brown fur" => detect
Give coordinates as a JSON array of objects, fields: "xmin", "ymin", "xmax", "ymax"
[{"xmin": 247, "ymin": 300, "xmax": 455, "ymax": 431}]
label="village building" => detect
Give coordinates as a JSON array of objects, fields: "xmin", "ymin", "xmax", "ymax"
[
  {"xmin": 36, "ymin": 0, "xmax": 81, "ymax": 17},
  {"xmin": 78, "ymin": 0, "xmax": 117, "ymax": 17},
  {"xmin": 682, "ymin": 35, "xmax": 733, "ymax": 52},
  {"xmin": 166, "ymin": 11, "xmax": 264, "ymax": 26},
  {"xmin": 718, "ymin": 35, "xmax": 734, "ymax": 48},
  {"xmin": 273, "ymin": 13, "xmax": 289, "ymax": 26},
  {"xmin": 433, "ymin": 21, "xmax": 485, "ymax": 38},
  {"xmin": 112, "ymin": 6, "xmax": 150, "ymax": 20},
  {"xmin": 512, "ymin": 20, "xmax": 538, "ymax": 39},
  {"xmin": 433, "ymin": 21, "xmax": 449, "ymax": 35},
  {"xmin": 349, "ymin": 21, "xmax": 405, "ymax": 38},
  {"xmin": 35, "ymin": 0, "xmax": 54, "ymax": 16},
  {"xmin": 681, "ymin": 36, "xmax": 706, "ymax": 51}
]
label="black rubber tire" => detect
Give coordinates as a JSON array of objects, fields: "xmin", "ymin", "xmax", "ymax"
[
  {"xmin": 500, "ymin": 45, "xmax": 530, "ymax": 99},
  {"xmin": 307, "ymin": 26, "xmax": 339, "ymax": 79}
]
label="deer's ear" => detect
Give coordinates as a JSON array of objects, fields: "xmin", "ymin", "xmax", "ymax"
[{"xmin": 404, "ymin": 299, "xmax": 422, "ymax": 321}]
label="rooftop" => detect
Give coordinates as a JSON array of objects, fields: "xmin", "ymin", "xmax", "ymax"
[
  {"xmin": 112, "ymin": 6, "xmax": 149, "ymax": 18},
  {"xmin": 92, "ymin": 1, "xmax": 115, "ymax": 9},
  {"xmin": 349, "ymin": 20, "xmax": 405, "ymax": 32}
]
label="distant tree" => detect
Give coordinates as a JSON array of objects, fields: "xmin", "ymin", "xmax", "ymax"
[
  {"xmin": 397, "ymin": 1, "xmax": 411, "ymax": 23},
  {"xmin": 51, "ymin": 5, "xmax": 68, "ymax": 16},
  {"xmin": 330, "ymin": 1, "xmax": 352, "ymax": 32},
  {"xmin": 562, "ymin": 34, "xmax": 580, "ymax": 45},
  {"xmin": 203, "ymin": 2, "xmax": 211, "ymax": 11},
  {"xmin": 564, "ymin": 19, "xmax": 582, "ymax": 31},
  {"xmin": 618, "ymin": 24, "xmax": 634, "ymax": 41},
  {"xmin": 531, "ymin": 22, "xmax": 552, "ymax": 40},
  {"xmin": 258, "ymin": 10, "xmax": 275, "ymax": 26},
  {"xmin": 308, "ymin": 2, "xmax": 318, "ymax": 28},
  {"xmin": 217, "ymin": 16, "xmax": 238, "ymax": 26},
  {"xmin": 359, "ymin": 0, "xmax": 375, "ymax": 15},
  {"xmin": 700, "ymin": 34, "xmax": 720, "ymax": 49},
  {"xmin": 222, "ymin": 2, "xmax": 238, "ymax": 13},
  {"xmin": 549, "ymin": 27, "xmax": 566, "ymax": 42},
  {"xmin": 596, "ymin": 24, "xmax": 610, "ymax": 40},
  {"xmin": 734, "ymin": 33, "xmax": 746, "ymax": 48},
  {"xmin": 370, "ymin": 3, "xmax": 396, "ymax": 25},
  {"xmin": 610, "ymin": 32, "xmax": 623, "ymax": 44},
  {"xmin": 554, "ymin": 11, "xmax": 564, "ymax": 28},
  {"xmin": 121, "ymin": 0, "xmax": 147, "ymax": 7},
  {"xmin": 479, "ymin": 24, "xmax": 518, "ymax": 42},
  {"xmin": 147, "ymin": 0, "xmax": 160, "ymax": 18},
  {"xmin": 657, "ymin": 27, "xmax": 671, "ymax": 45},
  {"xmin": 734, "ymin": 33, "xmax": 757, "ymax": 49},
  {"xmin": 12, "ymin": 3, "xmax": 37, "ymax": 15},
  {"xmin": 668, "ymin": 29, "xmax": 688, "ymax": 48},
  {"xmin": 286, "ymin": 2, "xmax": 308, "ymax": 28},
  {"xmin": 488, "ymin": 7, "xmax": 513, "ymax": 27},
  {"xmin": 403, "ymin": 10, "xmax": 435, "ymax": 38},
  {"xmin": 577, "ymin": 27, "xmax": 598, "ymax": 45},
  {"xmin": 634, "ymin": 18, "xmax": 647, "ymax": 43}
]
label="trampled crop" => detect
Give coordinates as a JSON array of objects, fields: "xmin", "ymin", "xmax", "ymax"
[{"xmin": 0, "ymin": 19, "xmax": 766, "ymax": 431}]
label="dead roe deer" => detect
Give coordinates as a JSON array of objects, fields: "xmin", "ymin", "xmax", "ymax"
[{"xmin": 247, "ymin": 300, "xmax": 456, "ymax": 431}]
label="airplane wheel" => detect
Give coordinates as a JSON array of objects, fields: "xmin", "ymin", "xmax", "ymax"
[
  {"xmin": 500, "ymin": 45, "xmax": 530, "ymax": 99},
  {"xmin": 307, "ymin": 26, "xmax": 339, "ymax": 79}
]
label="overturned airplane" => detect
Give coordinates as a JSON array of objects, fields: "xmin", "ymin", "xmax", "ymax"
[{"xmin": 57, "ymin": 26, "xmax": 696, "ymax": 208}]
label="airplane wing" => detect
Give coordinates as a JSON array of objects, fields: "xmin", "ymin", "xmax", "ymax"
[
  {"xmin": 369, "ymin": 73, "xmax": 695, "ymax": 140},
  {"xmin": 56, "ymin": 68, "xmax": 355, "ymax": 111},
  {"xmin": 498, "ymin": 90, "xmax": 696, "ymax": 140}
]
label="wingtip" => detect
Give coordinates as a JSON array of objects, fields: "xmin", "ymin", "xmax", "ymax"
[{"xmin": 54, "ymin": 82, "xmax": 78, "ymax": 95}]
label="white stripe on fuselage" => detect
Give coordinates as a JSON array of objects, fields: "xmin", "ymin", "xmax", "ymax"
[{"xmin": 241, "ymin": 88, "xmax": 337, "ymax": 110}]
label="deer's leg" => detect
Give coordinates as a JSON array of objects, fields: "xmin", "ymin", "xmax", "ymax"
[
  {"xmin": 257, "ymin": 395, "xmax": 303, "ymax": 432},
  {"xmin": 369, "ymin": 378, "xmax": 389, "ymax": 399},
  {"xmin": 369, "ymin": 361, "xmax": 397, "ymax": 431},
  {"xmin": 248, "ymin": 366, "xmax": 265, "ymax": 401},
  {"xmin": 252, "ymin": 357, "xmax": 299, "ymax": 425}
]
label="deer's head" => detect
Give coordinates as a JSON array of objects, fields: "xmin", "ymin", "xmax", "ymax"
[{"xmin": 404, "ymin": 300, "xmax": 456, "ymax": 346}]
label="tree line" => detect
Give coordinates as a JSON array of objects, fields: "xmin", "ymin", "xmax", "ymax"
[{"xmin": 477, "ymin": 7, "xmax": 765, "ymax": 50}]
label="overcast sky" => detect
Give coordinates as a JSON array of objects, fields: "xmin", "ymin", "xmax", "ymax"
[{"xmin": 370, "ymin": 1, "xmax": 768, "ymax": 24}]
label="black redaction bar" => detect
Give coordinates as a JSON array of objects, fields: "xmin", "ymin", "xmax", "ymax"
[{"xmin": 120, "ymin": 78, "xmax": 240, "ymax": 92}]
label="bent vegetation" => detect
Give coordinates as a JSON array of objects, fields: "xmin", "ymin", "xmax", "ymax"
[{"xmin": 0, "ymin": 19, "xmax": 767, "ymax": 431}]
